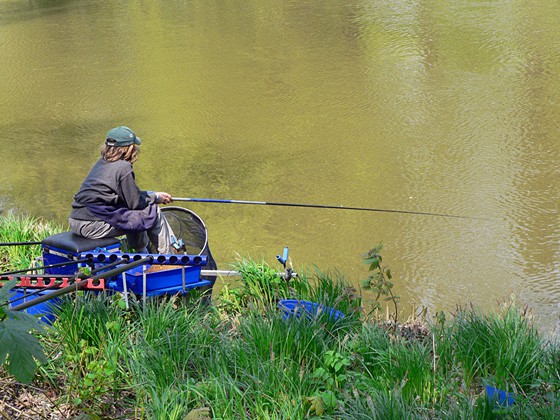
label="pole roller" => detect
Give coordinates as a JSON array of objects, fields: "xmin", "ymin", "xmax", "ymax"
[{"xmin": 84, "ymin": 252, "xmax": 207, "ymax": 266}]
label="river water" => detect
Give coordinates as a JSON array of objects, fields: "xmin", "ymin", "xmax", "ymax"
[{"xmin": 0, "ymin": 0, "xmax": 559, "ymax": 333}]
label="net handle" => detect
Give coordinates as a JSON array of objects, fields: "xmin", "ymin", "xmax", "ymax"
[{"xmin": 161, "ymin": 206, "xmax": 209, "ymax": 256}]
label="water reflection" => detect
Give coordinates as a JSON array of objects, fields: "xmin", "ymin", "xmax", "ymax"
[{"xmin": 0, "ymin": 0, "xmax": 559, "ymax": 333}]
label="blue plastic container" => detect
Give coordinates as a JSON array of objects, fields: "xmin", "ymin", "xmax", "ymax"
[
  {"xmin": 485, "ymin": 385, "xmax": 515, "ymax": 407},
  {"xmin": 109, "ymin": 265, "xmax": 205, "ymax": 295},
  {"xmin": 278, "ymin": 299, "xmax": 345, "ymax": 321},
  {"xmin": 9, "ymin": 288, "xmax": 60, "ymax": 324}
]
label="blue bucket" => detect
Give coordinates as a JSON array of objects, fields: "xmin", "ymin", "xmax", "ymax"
[{"xmin": 278, "ymin": 299, "xmax": 345, "ymax": 321}]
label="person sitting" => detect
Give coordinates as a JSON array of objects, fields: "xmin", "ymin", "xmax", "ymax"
[{"xmin": 68, "ymin": 126, "xmax": 176, "ymax": 254}]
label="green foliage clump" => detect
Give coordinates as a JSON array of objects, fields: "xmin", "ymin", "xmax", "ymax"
[
  {"xmin": 0, "ymin": 214, "xmax": 61, "ymax": 385},
  {"xmin": 219, "ymin": 256, "xmax": 289, "ymax": 313},
  {"xmin": 436, "ymin": 296, "xmax": 546, "ymax": 392},
  {"xmin": 0, "ymin": 280, "xmax": 46, "ymax": 384},
  {"xmin": 49, "ymin": 293, "xmax": 127, "ymax": 412}
]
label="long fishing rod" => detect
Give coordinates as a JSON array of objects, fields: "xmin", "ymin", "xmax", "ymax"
[
  {"xmin": 0, "ymin": 241, "xmax": 42, "ymax": 246},
  {"xmin": 1, "ymin": 257, "xmax": 128, "ymax": 307},
  {"xmin": 0, "ymin": 258, "xmax": 91, "ymax": 277},
  {"xmin": 172, "ymin": 197, "xmax": 490, "ymax": 221},
  {"xmin": 10, "ymin": 256, "xmax": 153, "ymax": 312}
]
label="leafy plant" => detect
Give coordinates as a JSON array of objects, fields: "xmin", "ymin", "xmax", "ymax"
[
  {"xmin": 361, "ymin": 243, "xmax": 400, "ymax": 322},
  {"xmin": 306, "ymin": 391, "xmax": 338, "ymax": 416},
  {"xmin": 306, "ymin": 350, "xmax": 352, "ymax": 416},
  {"xmin": 0, "ymin": 279, "xmax": 46, "ymax": 384},
  {"xmin": 65, "ymin": 338, "xmax": 117, "ymax": 408},
  {"xmin": 313, "ymin": 350, "xmax": 352, "ymax": 389},
  {"xmin": 0, "ymin": 214, "xmax": 60, "ymax": 385}
]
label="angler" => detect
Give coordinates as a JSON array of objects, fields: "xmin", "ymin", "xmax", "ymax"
[{"xmin": 68, "ymin": 126, "xmax": 177, "ymax": 254}]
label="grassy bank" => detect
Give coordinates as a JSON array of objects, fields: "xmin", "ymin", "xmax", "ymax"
[{"xmin": 1, "ymin": 215, "xmax": 559, "ymax": 419}]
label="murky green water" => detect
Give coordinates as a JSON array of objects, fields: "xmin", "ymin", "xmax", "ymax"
[{"xmin": 1, "ymin": 0, "xmax": 559, "ymax": 332}]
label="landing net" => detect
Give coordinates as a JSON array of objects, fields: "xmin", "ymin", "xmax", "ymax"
[{"xmin": 160, "ymin": 206, "xmax": 218, "ymax": 273}]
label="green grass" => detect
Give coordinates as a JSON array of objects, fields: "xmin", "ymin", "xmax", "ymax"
[
  {"xmin": 0, "ymin": 213, "xmax": 62, "ymax": 271},
  {"xmin": 352, "ymin": 323, "xmax": 439, "ymax": 404},
  {"xmin": 436, "ymin": 298, "xmax": 545, "ymax": 393},
  {"xmin": 10, "ymin": 281, "xmax": 560, "ymax": 419},
  {"xmin": 1, "ymin": 214, "xmax": 559, "ymax": 418},
  {"xmin": 35, "ymin": 280, "xmax": 558, "ymax": 419}
]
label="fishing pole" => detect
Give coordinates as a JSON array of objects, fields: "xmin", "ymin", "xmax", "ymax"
[
  {"xmin": 171, "ymin": 197, "xmax": 490, "ymax": 221},
  {"xmin": 1, "ymin": 257, "xmax": 128, "ymax": 307},
  {"xmin": 0, "ymin": 241, "xmax": 42, "ymax": 246},
  {"xmin": 0, "ymin": 258, "xmax": 91, "ymax": 277}
]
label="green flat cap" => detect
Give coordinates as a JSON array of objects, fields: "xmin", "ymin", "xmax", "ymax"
[{"xmin": 106, "ymin": 126, "xmax": 142, "ymax": 146}]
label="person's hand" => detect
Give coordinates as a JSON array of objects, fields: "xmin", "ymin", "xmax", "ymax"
[{"xmin": 155, "ymin": 192, "xmax": 173, "ymax": 204}]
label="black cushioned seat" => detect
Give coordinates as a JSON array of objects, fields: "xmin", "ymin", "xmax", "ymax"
[{"xmin": 42, "ymin": 231, "xmax": 121, "ymax": 253}]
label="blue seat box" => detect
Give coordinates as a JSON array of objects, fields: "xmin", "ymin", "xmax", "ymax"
[{"xmin": 42, "ymin": 232, "xmax": 121, "ymax": 275}]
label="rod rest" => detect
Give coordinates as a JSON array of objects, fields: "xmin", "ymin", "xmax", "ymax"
[{"xmin": 84, "ymin": 252, "xmax": 207, "ymax": 266}]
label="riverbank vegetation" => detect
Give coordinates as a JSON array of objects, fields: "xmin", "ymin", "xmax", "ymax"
[{"xmin": 1, "ymin": 214, "xmax": 559, "ymax": 418}]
